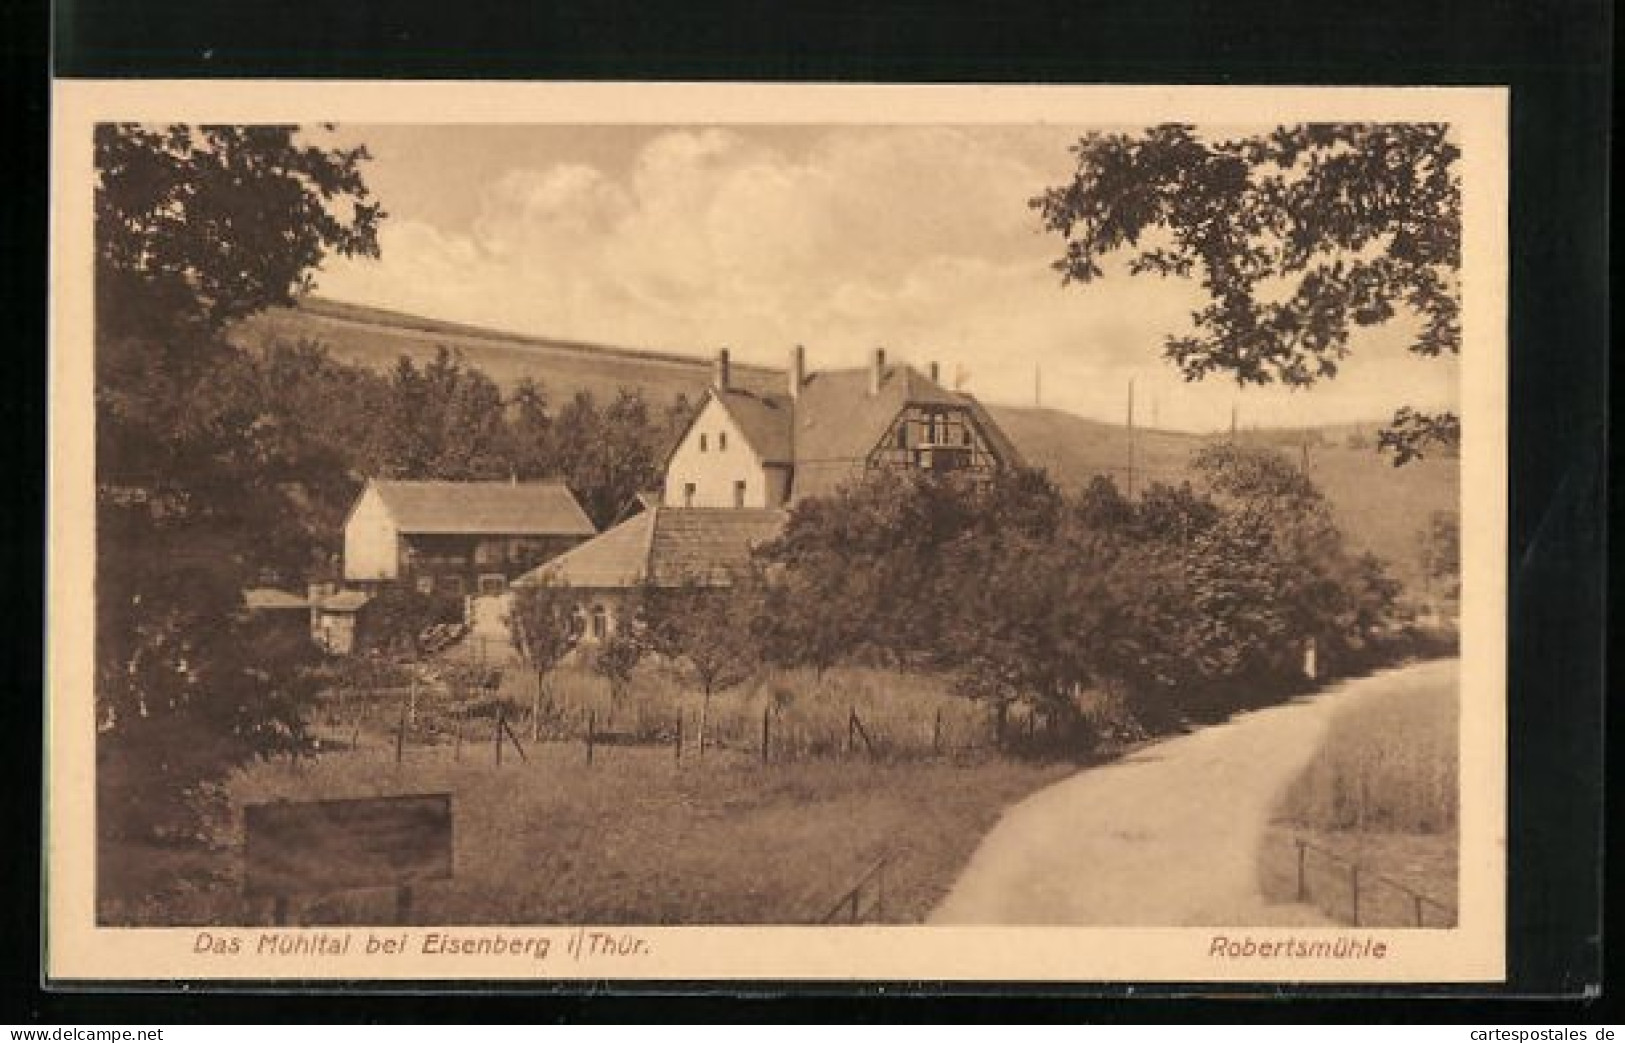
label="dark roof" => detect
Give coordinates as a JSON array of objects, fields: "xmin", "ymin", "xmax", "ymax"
[
  {"xmin": 713, "ymin": 388, "xmax": 794, "ymax": 464},
  {"xmin": 515, "ymin": 507, "xmax": 786, "ymax": 589},
  {"xmin": 790, "ymin": 364, "xmax": 1025, "ymax": 499},
  {"xmin": 647, "ymin": 508, "xmax": 788, "ymax": 585},
  {"xmin": 369, "ymin": 481, "xmax": 596, "ymax": 536}
]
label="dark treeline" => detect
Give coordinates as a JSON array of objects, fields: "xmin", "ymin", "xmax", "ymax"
[{"xmin": 243, "ymin": 339, "xmax": 695, "ymax": 576}]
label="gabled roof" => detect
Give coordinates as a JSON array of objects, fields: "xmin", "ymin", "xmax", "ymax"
[
  {"xmin": 712, "ymin": 388, "xmax": 794, "ymax": 465},
  {"xmin": 516, "ymin": 507, "xmax": 787, "ymax": 589},
  {"xmin": 788, "ymin": 364, "xmax": 1025, "ymax": 499},
  {"xmin": 793, "ymin": 364, "xmax": 991, "ymax": 465},
  {"xmin": 368, "ymin": 480, "xmax": 596, "ymax": 537},
  {"xmin": 519, "ymin": 509, "xmax": 656, "ymax": 589}
]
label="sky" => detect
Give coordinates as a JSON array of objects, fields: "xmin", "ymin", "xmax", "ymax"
[{"xmin": 309, "ymin": 123, "xmax": 1459, "ymax": 433}]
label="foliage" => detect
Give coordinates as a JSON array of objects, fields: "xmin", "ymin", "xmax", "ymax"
[
  {"xmin": 758, "ymin": 450, "xmax": 1404, "ymax": 749},
  {"xmin": 95, "ymin": 123, "xmax": 382, "ymax": 839},
  {"xmin": 363, "ymin": 585, "xmax": 463, "ymax": 655},
  {"xmin": 508, "ymin": 579, "xmax": 584, "ymax": 688},
  {"xmin": 591, "ymin": 628, "xmax": 644, "ymax": 702},
  {"xmin": 1379, "ymin": 407, "xmax": 1461, "ymax": 466},
  {"xmin": 639, "ymin": 580, "xmax": 762, "ymax": 700},
  {"xmin": 1033, "ymin": 123, "xmax": 1461, "ymax": 463}
]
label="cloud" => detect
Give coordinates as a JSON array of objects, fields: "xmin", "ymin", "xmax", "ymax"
[{"xmin": 314, "ymin": 125, "xmax": 1459, "ymax": 431}]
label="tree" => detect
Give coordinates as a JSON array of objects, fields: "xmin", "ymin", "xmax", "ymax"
[
  {"xmin": 508, "ymin": 579, "xmax": 585, "ymax": 738},
  {"xmin": 639, "ymin": 579, "xmax": 761, "ymax": 754},
  {"xmin": 591, "ymin": 629, "xmax": 644, "ymax": 703},
  {"xmin": 1033, "ymin": 123, "xmax": 1461, "ymax": 464},
  {"xmin": 95, "ymin": 123, "xmax": 382, "ymax": 842}
]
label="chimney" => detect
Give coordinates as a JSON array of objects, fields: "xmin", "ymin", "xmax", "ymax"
[
  {"xmin": 788, "ymin": 344, "xmax": 806, "ymax": 400},
  {"xmin": 713, "ymin": 348, "xmax": 732, "ymax": 391},
  {"xmin": 929, "ymin": 360, "xmax": 941, "ymax": 384},
  {"xmin": 869, "ymin": 347, "xmax": 886, "ymax": 396}
]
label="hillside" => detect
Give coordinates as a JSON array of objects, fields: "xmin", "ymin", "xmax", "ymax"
[{"xmin": 229, "ymin": 297, "xmax": 1458, "ymax": 591}]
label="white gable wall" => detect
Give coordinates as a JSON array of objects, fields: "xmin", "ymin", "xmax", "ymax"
[
  {"xmin": 664, "ymin": 396, "xmax": 772, "ymax": 509},
  {"xmin": 343, "ymin": 485, "xmax": 401, "ymax": 581}
]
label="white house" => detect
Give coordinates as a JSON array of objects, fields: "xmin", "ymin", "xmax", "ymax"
[{"xmin": 517, "ymin": 344, "xmax": 1022, "ymax": 640}]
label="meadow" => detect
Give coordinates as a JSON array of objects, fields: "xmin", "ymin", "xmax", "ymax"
[
  {"xmin": 1258, "ymin": 665, "xmax": 1459, "ymax": 927},
  {"xmin": 99, "ymin": 663, "xmax": 1078, "ymax": 927}
]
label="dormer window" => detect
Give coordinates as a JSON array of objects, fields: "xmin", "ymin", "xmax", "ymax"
[
  {"xmin": 719, "ymin": 432, "xmax": 728, "ymax": 452},
  {"xmin": 699, "ymin": 434, "xmax": 708, "ymax": 452}
]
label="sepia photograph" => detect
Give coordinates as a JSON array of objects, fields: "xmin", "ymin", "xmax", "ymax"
[{"xmin": 47, "ymin": 82, "xmax": 1507, "ymax": 982}]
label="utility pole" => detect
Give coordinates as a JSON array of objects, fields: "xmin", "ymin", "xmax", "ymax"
[{"xmin": 1126, "ymin": 377, "xmax": 1136, "ymax": 499}]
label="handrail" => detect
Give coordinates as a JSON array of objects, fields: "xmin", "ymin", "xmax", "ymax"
[
  {"xmin": 819, "ymin": 853, "xmax": 891, "ymax": 924},
  {"xmin": 1294, "ymin": 835, "xmax": 1456, "ymax": 925}
]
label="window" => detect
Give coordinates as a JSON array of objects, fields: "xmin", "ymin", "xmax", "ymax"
[
  {"xmin": 478, "ymin": 573, "xmax": 507, "ymax": 596},
  {"xmin": 683, "ymin": 482, "xmax": 696, "ymax": 508},
  {"xmin": 733, "ymin": 480, "xmax": 747, "ymax": 509},
  {"xmin": 416, "ymin": 576, "xmax": 434, "ymax": 595},
  {"xmin": 897, "ymin": 425, "xmax": 909, "ymax": 449},
  {"xmin": 591, "ymin": 605, "xmax": 608, "ymax": 640},
  {"xmin": 719, "ymin": 432, "xmax": 728, "ymax": 451},
  {"xmin": 699, "ymin": 433, "xmax": 708, "ymax": 452}
]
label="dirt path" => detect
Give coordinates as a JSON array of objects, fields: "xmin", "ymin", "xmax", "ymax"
[{"xmin": 930, "ymin": 659, "xmax": 1459, "ymax": 926}]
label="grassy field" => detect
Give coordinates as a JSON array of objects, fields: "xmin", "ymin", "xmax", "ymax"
[
  {"xmin": 99, "ymin": 736, "xmax": 1073, "ymax": 927},
  {"xmin": 1258, "ymin": 665, "xmax": 1459, "ymax": 927}
]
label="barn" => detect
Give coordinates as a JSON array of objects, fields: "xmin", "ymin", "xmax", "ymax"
[{"xmin": 342, "ymin": 480, "xmax": 596, "ymax": 597}]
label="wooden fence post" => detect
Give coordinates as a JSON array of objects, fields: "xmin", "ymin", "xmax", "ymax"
[
  {"xmin": 761, "ymin": 706, "xmax": 771, "ymax": 764},
  {"xmin": 395, "ymin": 694, "xmax": 408, "ymax": 765},
  {"xmin": 501, "ymin": 713, "xmax": 529, "ymax": 763},
  {"xmin": 587, "ymin": 710, "xmax": 596, "ymax": 766},
  {"xmin": 1296, "ymin": 839, "xmax": 1308, "ymax": 902},
  {"xmin": 531, "ymin": 671, "xmax": 543, "ymax": 743},
  {"xmin": 454, "ymin": 709, "xmax": 464, "ymax": 762},
  {"xmin": 1413, "ymin": 893, "xmax": 1425, "ymax": 927},
  {"xmin": 1350, "ymin": 864, "xmax": 1360, "ymax": 927},
  {"xmin": 933, "ymin": 708, "xmax": 943, "ymax": 756},
  {"xmin": 495, "ymin": 706, "xmax": 505, "ymax": 766},
  {"xmin": 674, "ymin": 713, "xmax": 683, "ymax": 764}
]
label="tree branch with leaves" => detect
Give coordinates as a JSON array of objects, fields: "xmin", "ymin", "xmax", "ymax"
[{"xmin": 1033, "ymin": 123, "xmax": 1461, "ymax": 465}]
